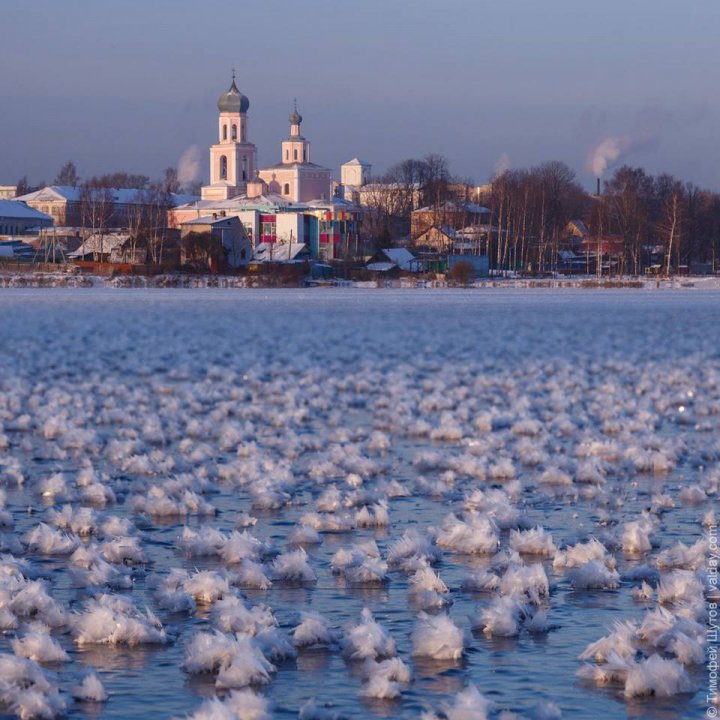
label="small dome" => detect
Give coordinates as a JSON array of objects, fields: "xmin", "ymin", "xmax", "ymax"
[
  {"xmin": 289, "ymin": 103, "xmax": 302, "ymax": 125},
  {"xmin": 218, "ymin": 76, "xmax": 249, "ymax": 114}
]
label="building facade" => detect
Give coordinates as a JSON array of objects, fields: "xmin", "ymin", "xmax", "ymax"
[
  {"xmin": 0, "ymin": 200, "xmax": 52, "ymax": 236},
  {"xmin": 176, "ymin": 76, "xmax": 359, "ymax": 262}
]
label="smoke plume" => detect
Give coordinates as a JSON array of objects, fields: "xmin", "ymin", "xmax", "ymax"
[
  {"xmin": 177, "ymin": 145, "xmax": 201, "ymax": 186},
  {"xmin": 585, "ymin": 136, "xmax": 631, "ymax": 177},
  {"xmin": 493, "ymin": 152, "xmax": 511, "ymax": 178}
]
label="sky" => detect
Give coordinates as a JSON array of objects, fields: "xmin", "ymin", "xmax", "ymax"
[{"xmin": 2, "ymin": 0, "xmax": 719, "ymax": 192}]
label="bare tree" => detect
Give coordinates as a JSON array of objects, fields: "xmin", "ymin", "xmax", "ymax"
[
  {"xmin": 78, "ymin": 183, "xmax": 114, "ymax": 260},
  {"xmin": 15, "ymin": 176, "xmax": 30, "ymax": 197},
  {"xmin": 54, "ymin": 161, "xmax": 79, "ymax": 187}
]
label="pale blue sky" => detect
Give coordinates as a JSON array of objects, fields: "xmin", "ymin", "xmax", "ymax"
[{"xmin": 2, "ymin": 0, "xmax": 718, "ymax": 191}]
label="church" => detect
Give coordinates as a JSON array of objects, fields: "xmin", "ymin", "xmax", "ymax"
[
  {"xmin": 172, "ymin": 75, "xmax": 361, "ymax": 262},
  {"xmin": 201, "ymin": 74, "xmax": 333, "ymax": 204}
]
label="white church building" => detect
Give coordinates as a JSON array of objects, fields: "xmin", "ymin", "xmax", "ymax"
[{"xmin": 200, "ymin": 74, "xmax": 333, "ymax": 204}]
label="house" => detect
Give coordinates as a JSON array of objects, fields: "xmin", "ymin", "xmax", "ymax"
[
  {"xmin": 0, "ymin": 239, "xmax": 36, "ymax": 260},
  {"xmin": 414, "ymin": 225, "xmax": 457, "ymax": 253},
  {"xmin": 180, "ymin": 215, "xmax": 252, "ymax": 269},
  {"xmin": 0, "ymin": 200, "xmax": 52, "ymax": 236},
  {"xmin": 410, "ymin": 201, "xmax": 491, "ymax": 243},
  {"xmin": 15, "ymin": 185, "xmax": 196, "ymax": 229},
  {"xmin": 68, "ymin": 232, "xmax": 132, "ymax": 262},
  {"xmin": 367, "ymin": 247, "xmax": 423, "ymax": 273},
  {"xmin": 253, "ymin": 241, "xmax": 310, "ymax": 264}
]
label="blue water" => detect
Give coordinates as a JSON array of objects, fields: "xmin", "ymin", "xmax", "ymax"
[{"xmin": 0, "ymin": 288, "xmax": 715, "ymax": 719}]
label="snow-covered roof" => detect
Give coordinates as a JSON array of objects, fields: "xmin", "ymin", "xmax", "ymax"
[
  {"xmin": 68, "ymin": 233, "xmax": 130, "ymax": 258},
  {"xmin": 305, "ymin": 196, "xmax": 359, "ymax": 211},
  {"xmin": 262, "ymin": 161, "xmax": 331, "ymax": 172},
  {"xmin": 0, "ymin": 239, "xmax": 36, "ymax": 258},
  {"xmin": 253, "ymin": 242, "xmax": 308, "ymax": 263},
  {"xmin": 175, "ymin": 194, "xmax": 302, "ymax": 213},
  {"xmin": 16, "ymin": 186, "xmax": 197, "ymax": 207},
  {"xmin": 367, "ymin": 261, "xmax": 397, "ymax": 272},
  {"xmin": 413, "ymin": 201, "xmax": 490, "ymax": 214},
  {"xmin": 343, "ymin": 158, "xmax": 370, "ymax": 167},
  {"xmin": 380, "ymin": 248, "xmax": 416, "ymax": 269},
  {"xmin": 0, "ymin": 200, "xmax": 52, "ymax": 222},
  {"xmin": 182, "ymin": 215, "xmax": 241, "ymax": 226}
]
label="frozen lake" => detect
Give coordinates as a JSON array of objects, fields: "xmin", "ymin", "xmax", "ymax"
[{"xmin": 0, "ymin": 288, "xmax": 716, "ymax": 719}]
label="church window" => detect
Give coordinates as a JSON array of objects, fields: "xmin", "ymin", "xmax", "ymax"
[
  {"xmin": 220, "ymin": 155, "xmax": 227, "ymax": 180},
  {"xmin": 223, "ymin": 125, "xmax": 227, "ymax": 141},
  {"xmin": 284, "ymin": 183, "xmax": 290, "ymax": 195},
  {"xmin": 293, "ymin": 149, "xmax": 298, "ymax": 161},
  {"xmin": 242, "ymin": 157, "xmax": 247, "ymax": 181},
  {"xmin": 285, "ymin": 150, "xmax": 289, "ymax": 161},
  {"xmin": 232, "ymin": 124, "xmax": 237, "ymax": 141},
  {"xmin": 303, "ymin": 148, "xmax": 306, "ymax": 162}
]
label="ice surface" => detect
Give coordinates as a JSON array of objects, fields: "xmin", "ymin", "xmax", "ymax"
[{"xmin": 0, "ymin": 288, "xmax": 715, "ymax": 718}]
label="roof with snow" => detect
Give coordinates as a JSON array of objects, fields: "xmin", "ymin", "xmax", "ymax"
[
  {"xmin": 379, "ymin": 247, "xmax": 416, "ymax": 269},
  {"xmin": 175, "ymin": 194, "xmax": 304, "ymax": 213},
  {"xmin": 16, "ymin": 186, "xmax": 197, "ymax": 207},
  {"xmin": 68, "ymin": 233, "xmax": 130, "ymax": 258},
  {"xmin": 181, "ymin": 215, "xmax": 242, "ymax": 227},
  {"xmin": 0, "ymin": 200, "xmax": 52, "ymax": 222},
  {"xmin": 305, "ymin": 197, "xmax": 359, "ymax": 211},
  {"xmin": 253, "ymin": 242, "xmax": 308, "ymax": 263},
  {"xmin": 367, "ymin": 262, "xmax": 397, "ymax": 272},
  {"xmin": 413, "ymin": 201, "xmax": 490, "ymax": 214},
  {"xmin": 342, "ymin": 158, "xmax": 370, "ymax": 167}
]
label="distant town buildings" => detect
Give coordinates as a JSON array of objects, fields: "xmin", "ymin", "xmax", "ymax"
[
  {"xmin": 0, "ymin": 200, "xmax": 52, "ymax": 236},
  {"xmin": 15, "ymin": 185, "xmax": 194, "ymax": 228},
  {"xmin": 173, "ymin": 76, "xmax": 361, "ymax": 262}
]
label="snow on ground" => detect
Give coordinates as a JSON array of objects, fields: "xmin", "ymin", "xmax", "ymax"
[{"xmin": 0, "ymin": 288, "xmax": 715, "ymax": 719}]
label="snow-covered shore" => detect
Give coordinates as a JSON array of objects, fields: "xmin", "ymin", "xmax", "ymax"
[{"xmin": 1, "ymin": 271, "xmax": 720, "ymax": 290}]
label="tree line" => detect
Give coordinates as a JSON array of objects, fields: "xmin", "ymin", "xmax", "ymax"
[{"xmin": 359, "ymin": 155, "xmax": 720, "ymax": 275}]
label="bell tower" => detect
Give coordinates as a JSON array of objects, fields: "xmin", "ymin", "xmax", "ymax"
[
  {"xmin": 202, "ymin": 71, "xmax": 258, "ymax": 201},
  {"xmin": 281, "ymin": 101, "xmax": 310, "ymax": 165}
]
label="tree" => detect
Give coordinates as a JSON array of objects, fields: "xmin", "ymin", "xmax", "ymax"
[
  {"xmin": 78, "ymin": 182, "xmax": 114, "ymax": 260},
  {"xmin": 654, "ymin": 174, "xmax": 686, "ymax": 275},
  {"xmin": 181, "ymin": 230, "xmax": 224, "ymax": 270},
  {"xmin": 604, "ymin": 166, "xmax": 654, "ymax": 275},
  {"xmin": 162, "ymin": 167, "xmax": 180, "ymax": 194},
  {"xmin": 144, "ymin": 184, "xmax": 174, "ymax": 265},
  {"xmin": 85, "ymin": 172, "xmax": 149, "ymax": 190},
  {"xmin": 15, "ymin": 176, "xmax": 30, "ymax": 197},
  {"xmin": 448, "ymin": 260, "xmax": 474, "ymax": 286},
  {"xmin": 54, "ymin": 161, "xmax": 79, "ymax": 187}
]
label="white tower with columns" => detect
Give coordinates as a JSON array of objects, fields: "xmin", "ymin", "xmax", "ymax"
[
  {"xmin": 281, "ymin": 101, "xmax": 310, "ymax": 165},
  {"xmin": 202, "ymin": 72, "xmax": 258, "ymax": 201}
]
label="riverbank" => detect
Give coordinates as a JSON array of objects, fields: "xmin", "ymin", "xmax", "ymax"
[{"xmin": 1, "ymin": 270, "xmax": 719, "ymax": 290}]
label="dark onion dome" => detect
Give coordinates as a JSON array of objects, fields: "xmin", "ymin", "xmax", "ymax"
[
  {"xmin": 289, "ymin": 101, "xmax": 302, "ymax": 125},
  {"xmin": 218, "ymin": 76, "xmax": 249, "ymax": 113}
]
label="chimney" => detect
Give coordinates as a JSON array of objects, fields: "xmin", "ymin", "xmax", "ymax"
[
  {"xmin": 212, "ymin": 212, "xmax": 217, "ymax": 219},
  {"xmin": 220, "ymin": 211, "xmax": 226, "ymax": 217},
  {"xmin": 596, "ymin": 178, "xmax": 601, "ymax": 196}
]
